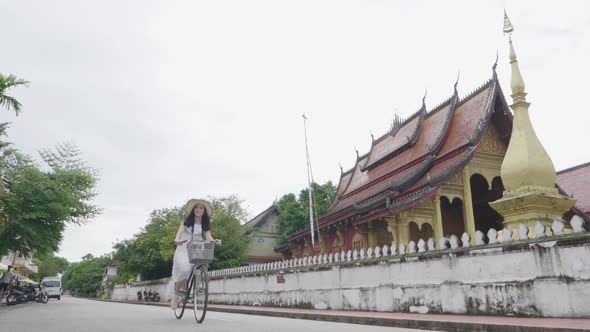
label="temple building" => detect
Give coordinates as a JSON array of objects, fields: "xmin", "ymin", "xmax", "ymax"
[
  {"xmin": 277, "ymin": 51, "xmax": 588, "ymax": 259},
  {"xmin": 242, "ymin": 202, "xmax": 283, "ymax": 265}
]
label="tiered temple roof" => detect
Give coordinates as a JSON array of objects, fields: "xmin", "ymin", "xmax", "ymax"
[{"xmin": 288, "ymin": 72, "xmax": 515, "ymax": 241}]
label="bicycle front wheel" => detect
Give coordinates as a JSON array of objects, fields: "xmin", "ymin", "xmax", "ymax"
[
  {"xmin": 174, "ymin": 274, "xmax": 194, "ymax": 319},
  {"xmin": 193, "ymin": 265, "xmax": 209, "ymax": 323}
]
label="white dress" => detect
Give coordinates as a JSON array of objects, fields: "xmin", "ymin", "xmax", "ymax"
[{"xmin": 172, "ymin": 224, "xmax": 202, "ymax": 282}]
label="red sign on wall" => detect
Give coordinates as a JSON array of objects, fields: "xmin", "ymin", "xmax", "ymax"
[{"xmin": 276, "ymin": 274, "xmax": 285, "ymax": 284}]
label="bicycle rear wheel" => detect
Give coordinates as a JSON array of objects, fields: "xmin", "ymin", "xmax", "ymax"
[
  {"xmin": 193, "ymin": 265, "xmax": 208, "ymax": 323},
  {"xmin": 174, "ymin": 273, "xmax": 195, "ymax": 319}
]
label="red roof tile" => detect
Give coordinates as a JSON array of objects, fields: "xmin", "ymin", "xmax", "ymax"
[{"xmin": 557, "ymin": 162, "xmax": 590, "ymax": 214}]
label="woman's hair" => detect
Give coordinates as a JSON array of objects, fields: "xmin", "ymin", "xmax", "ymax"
[{"xmin": 184, "ymin": 205, "xmax": 211, "ymax": 232}]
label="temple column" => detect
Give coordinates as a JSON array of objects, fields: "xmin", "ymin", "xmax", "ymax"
[
  {"xmin": 398, "ymin": 221, "xmax": 410, "ymax": 245},
  {"xmin": 385, "ymin": 217, "xmax": 398, "ymax": 244},
  {"xmin": 462, "ymin": 167, "xmax": 476, "ymax": 242},
  {"xmin": 433, "ymin": 195, "xmax": 444, "ymax": 240},
  {"xmin": 318, "ymin": 231, "xmax": 328, "ymax": 255},
  {"xmin": 367, "ymin": 221, "xmax": 377, "ymax": 248},
  {"xmin": 336, "ymin": 223, "xmax": 346, "ymax": 251}
]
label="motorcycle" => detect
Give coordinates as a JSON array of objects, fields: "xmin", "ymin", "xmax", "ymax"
[
  {"xmin": 150, "ymin": 290, "xmax": 160, "ymax": 302},
  {"xmin": 6, "ymin": 284, "xmax": 48, "ymax": 305}
]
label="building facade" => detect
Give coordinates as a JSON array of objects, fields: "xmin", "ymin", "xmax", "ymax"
[{"xmin": 0, "ymin": 251, "xmax": 38, "ymax": 277}]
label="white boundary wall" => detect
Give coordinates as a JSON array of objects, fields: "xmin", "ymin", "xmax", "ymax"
[{"xmin": 112, "ymin": 220, "xmax": 590, "ymax": 318}]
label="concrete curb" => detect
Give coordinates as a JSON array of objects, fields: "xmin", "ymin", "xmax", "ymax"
[{"xmin": 90, "ymin": 299, "xmax": 590, "ymax": 332}]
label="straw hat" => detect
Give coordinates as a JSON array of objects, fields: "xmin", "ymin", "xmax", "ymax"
[{"xmin": 184, "ymin": 198, "xmax": 213, "ymax": 218}]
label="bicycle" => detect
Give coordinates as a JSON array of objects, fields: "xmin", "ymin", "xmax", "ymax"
[{"xmin": 174, "ymin": 239, "xmax": 219, "ymax": 323}]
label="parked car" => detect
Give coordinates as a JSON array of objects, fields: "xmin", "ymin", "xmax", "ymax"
[{"xmin": 41, "ymin": 276, "xmax": 61, "ymax": 300}]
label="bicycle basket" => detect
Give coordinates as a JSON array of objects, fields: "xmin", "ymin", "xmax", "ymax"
[{"xmin": 186, "ymin": 240, "xmax": 215, "ymax": 265}]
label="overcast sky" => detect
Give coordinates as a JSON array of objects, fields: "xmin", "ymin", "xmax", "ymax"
[{"xmin": 2, "ymin": 1, "xmax": 589, "ymax": 262}]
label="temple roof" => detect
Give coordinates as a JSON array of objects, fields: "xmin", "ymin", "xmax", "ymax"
[
  {"xmin": 243, "ymin": 202, "xmax": 280, "ymax": 235},
  {"xmin": 557, "ymin": 162, "xmax": 590, "ymax": 215},
  {"xmin": 288, "ymin": 74, "xmax": 514, "ymax": 242}
]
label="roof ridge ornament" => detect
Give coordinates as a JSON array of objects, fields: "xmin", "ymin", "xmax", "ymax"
[
  {"xmin": 389, "ymin": 112, "xmax": 404, "ymax": 135},
  {"xmin": 454, "ymin": 70, "xmax": 460, "ymax": 96},
  {"xmin": 492, "ymin": 50, "xmax": 499, "ymax": 79}
]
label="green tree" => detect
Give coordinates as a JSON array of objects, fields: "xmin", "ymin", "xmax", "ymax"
[
  {"xmin": 0, "ymin": 73, "xmax": 29, "ymax": 191},
  {"xmin": 208, "ymin": 195, "xmax": 249, "ymax": 270},
  {"xmin": 276, "ymin": 181, "xmax": 336, "ymax": 245},
  {"xmin": 32, "ymin": 254, "xmax": 70, "ymax": 281},
  {"xmin": 0, "ymin": 143, "xmax": 100, "ymax": 257},
  {"xmin": 0, "ymin": 73, "xmax": 29, "ymax": 114},
  {"xmin": 112, "ymin": 207, "xmax": 182, "ymax": 281},
  {"xmin": 61, "ymin": 254, "xmax": 108, "ymax": 297}
]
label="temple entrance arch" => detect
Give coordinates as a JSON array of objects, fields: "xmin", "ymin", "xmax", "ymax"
[
  {"xmin": 470, "ymin": 174, "xmax": 504, "ymax": 235},
  {"xmin": 409, "ymin": 222, "xmax": 434, "ymax": 243},
  {"xmin": 440, "ymin": 196, "xmax": 465, "ymax": 237}
]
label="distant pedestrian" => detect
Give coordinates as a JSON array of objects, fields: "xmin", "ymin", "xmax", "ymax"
[{"xmin": 170, "ymin": 199, "xmax": 221, "ymax": 310}]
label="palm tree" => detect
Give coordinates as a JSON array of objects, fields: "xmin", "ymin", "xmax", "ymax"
[{"xmin": 0, "ymin": 73, "xmax": 30, "ymax": 115}]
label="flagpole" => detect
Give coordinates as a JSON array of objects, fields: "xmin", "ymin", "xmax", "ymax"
[{"xmin": 302, "ymin": 114, "xmax": 321, "ymax": 247}]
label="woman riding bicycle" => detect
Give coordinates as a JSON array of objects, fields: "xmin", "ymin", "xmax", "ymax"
[{"xmin": 170, "ymin": 199, "xmax": 220, "ymax": 310}]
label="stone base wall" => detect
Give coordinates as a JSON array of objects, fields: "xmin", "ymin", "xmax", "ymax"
[{"xmin": 208, "ymin": 234, "xmax": 590, "ymax": 318}]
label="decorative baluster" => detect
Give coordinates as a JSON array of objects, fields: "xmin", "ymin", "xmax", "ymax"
[
  {"xmin": 438, "ymin": 237, "xmax": 448, "ymax": 250},
  {"xmin": 328, "ymin": 253, "xmax": 334, "ymax": 263},
  {"xmin": 408, "ymin": 241, "xmax": 416, "ymax": 254},
  {"xmin": 417, "ymin": 239, "xmax": 426, "ymax": 253},
  {"xmin": 398, "ymin": 243, "xmax": 406, "ymax": 255},
  {"xmin": 449, "ymin": 235, "xmax": 459, "ymax": 249},
  {"xmin": 474, "ymin": 231, "xmax": 485, "ymax": 245},
  {"xmin": 390, "ymin": 241, "xmax": 398, "ymax": 256},
  {"xmin": 366, "ymin": 247, "xmax": 374, "ymax": 258},
  {"xmin": 346, "ymin": 250, "xmax": 352, "ymax": 261},
  {"xmin": 461, "ymin": 233, "xmax": 471, "ymax": 247},
  {"xmin": 312, "ymin": 255, "xmax": 317, "ymax": 265},
  {"xmin": 352, "ymin": 249, "xmax": 359, "ymax": 260},
  {"xmin": 487, "ymin": 229, "xmax": 498, "ymax": 244},
  {"xmin": 382, "ymin": 245, "xmax": 389, "ymax": 256},
  {"xmin": 374, "ymin": 246, "xmax": 382, "ymax": 258},
  {"xmin": 502, "ymin": 228, "xmax": 513, "ymax": 242},
  {"xmin": 323, "ymin": 254, "xmax": 328, "ymax": 264},
  {"xmin": 427, "ymin": 238, "xmax": 435, "ymax": 251},
  {"xmin": 534, "ymin": 222, "xmax": 546, "ymax": 238},
  {"xmin": 551, "ymin": 219, "xmax": 565, "ymax": 236},
  {"xmin": 571, "ymin": 215, "xmax": 585, "ymax": 233},
  {"xmin": 359, "ymin": 248, "xmax": 366, "ymax": 259},
  {"xmin": 334, "ymin": 252, "xmax": 340, "ymax": 262},
  {"xmin": 518, "ymin": 224, "xmax": 530, "ymax": 240}
]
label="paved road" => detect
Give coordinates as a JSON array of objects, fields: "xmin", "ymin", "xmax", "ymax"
[{"xmin": 0, "ymin": 296, "xmax": 431, "ymax": 332}]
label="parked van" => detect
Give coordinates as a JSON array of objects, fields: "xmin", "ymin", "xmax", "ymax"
[{"xmin": 41, "ymin": 276, "xmax": 61, "ymax": 300}]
